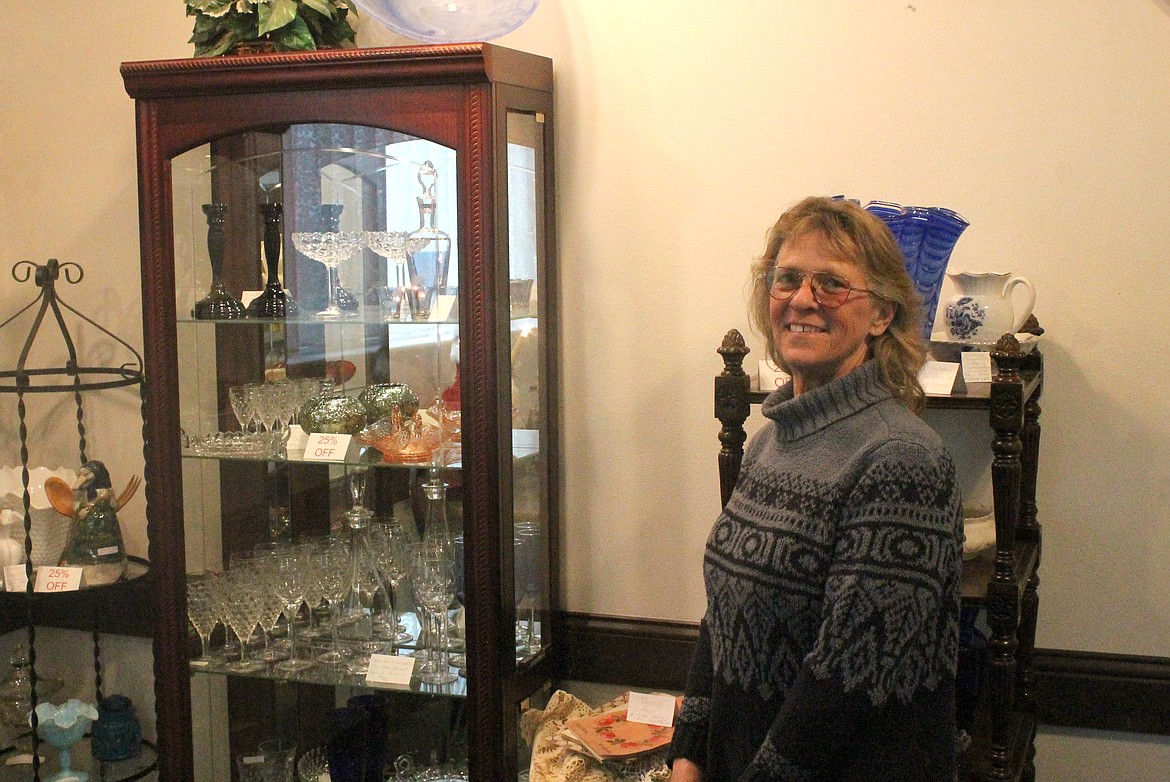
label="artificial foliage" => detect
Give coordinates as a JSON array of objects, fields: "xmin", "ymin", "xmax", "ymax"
[{"xmin": 186, "ymin": 0, "xmax": 357, "ymax": 57}]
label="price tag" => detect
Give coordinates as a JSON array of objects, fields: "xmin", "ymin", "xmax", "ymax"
[
  {"xmin": 365, "ymin": 653, "xmax": 415, "ymax": 686},
  {"xmin": 285, "ymin": 424, "xmax": 309, "ymax": 452},
  {"xmin": 34, "ymin": 566, "xmax": 83, "ymax": 593},
  {"xmin": 625, "ymin": 691, "xmax": 676, "ymax": 728},
  {"xmin": 960, "ymin": 351, "xmax": 993, "ymax": 383},
  {"xmin": 302, "ymin": 432, "xmax": 352, "ymax": 462},
  {"xmin": 241, "ymin": 754, "xmax": 265, "ymax": 765},
  {"xmin": 918, "ymin": 361, "xmax": 960, "ymax": 396},
  {"xmin": 3, "ymin": 565, "xmax": 28, "ymax": 592},
  {"xmin": 758, "ymin": 360, "xmax": 790, "ymax": 391}
]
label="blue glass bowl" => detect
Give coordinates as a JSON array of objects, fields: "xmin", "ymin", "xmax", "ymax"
[{"xmin": 353, "ymin": 0, "xmax": 539, "ymax": 43}]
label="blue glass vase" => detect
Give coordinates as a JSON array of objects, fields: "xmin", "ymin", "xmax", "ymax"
[{"xmin": 864, "ymin": 201, "xmax": 969, "ymax": 340}]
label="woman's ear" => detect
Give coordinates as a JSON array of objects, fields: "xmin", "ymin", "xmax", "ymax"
[{"xmin": 869, "ymin": 299, "xmax": 896, "ymax": 337}]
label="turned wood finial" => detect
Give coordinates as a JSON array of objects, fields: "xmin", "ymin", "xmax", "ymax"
[{"xmin": 718, "ymin": 329, "xmax": 750, "ymax": 375}]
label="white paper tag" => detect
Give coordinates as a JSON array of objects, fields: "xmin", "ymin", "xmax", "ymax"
[
  {"xmin": 758, "ymin": 360, "xmax": 790, "ymax": 391},
  {"xmin": 285, "ymin": 424, "xmax": 309, "ymax": 452},
  {"xmin": 96, "ymin": 545, "xmax": 120, "ymax": 557},
  {"xmin": 34, "ymin": 566, "xmax": 83, "ymax": 593},
  {"xmin": 365, "ymin": 653, "xmax": 415, "ymax": 686},
  {"xmin": 625, "ymin": 692, "xmax": 675, "ymax": 728},
  {"xmin": 302, "ymin": 432, "xmax": 352, "ymax": 462},
  {"xmin": 3, "ymin": 565, "xmax": 28, "ymax": 592},
  {"xmin": 918, "ymin": 361, "xmax": 960, "ymax": 396},
  {"xmin": 960, "ymin": 351, "xmax": 993, "ymax": 383},
  {"xmin": 241, "ymin": 754, "xmax": 265, "ymax": 765},
  {"xmin": 431, "ymin": 294, "xmax": 458, "ymax": 322}
]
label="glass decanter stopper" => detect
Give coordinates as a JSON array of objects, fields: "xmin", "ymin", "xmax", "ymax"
[
  {"xmin": 338, "ymin": 467, "xmax": 395, "ymax": 673},
  {"xmin": 193, "ymin": 203, "xmax": 246, "ymax": 320},
  {"xmin": 246, "ymin": 203, "xmax": 298, "ymax": 318},
  {"xmin": 405, "ymin": 161, "xmax": 453, "ymax": 321}
]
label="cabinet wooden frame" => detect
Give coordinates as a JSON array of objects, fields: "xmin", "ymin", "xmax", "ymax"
[{"xmin": 121, "ymin": 44, "xmax": 559, "ymax": 782}]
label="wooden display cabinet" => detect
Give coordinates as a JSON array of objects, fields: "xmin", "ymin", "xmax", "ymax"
[{"xmin": 121, "ymin": 44, "xmax": 558, "ymax": 781}]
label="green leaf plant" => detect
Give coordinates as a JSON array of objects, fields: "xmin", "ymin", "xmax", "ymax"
[{"xmin": 186, "ymin": 0, "xmax": 357, "ymax": 57}]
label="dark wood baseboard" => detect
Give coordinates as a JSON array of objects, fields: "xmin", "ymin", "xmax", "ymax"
[
  {"xmin": 1032, "ymin": 648, "xmax": 1170, "ymax": 735},
  {"xmin": 554, "ymin": 612, "xmax": 1170, "ymax": 737}
]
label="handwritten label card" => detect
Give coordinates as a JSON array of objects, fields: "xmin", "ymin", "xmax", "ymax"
[
  {"xmin": 625, "ymin": 692, "xmax": 676, "ymax": 728},
  {"xmin": 365, "ymin": 654, "xmax": 415, "ymax": 686},
  {"xmin": 960, "ymin": 351, "xmax": 993, "ymax": 383},
  {"xmin": 285, "ymin": 424, "xmax": 309, "ymax": 452},
  {"xmin": 3, "ymin": 565, "xmax": 28, "ymax": 592},
  {"xmin": 918, "ymin": 361, "xmax": 960, "ymax": 396},
  {"xmin": 302, "ymin": 432, "xmax": 352, "ymax": 462},
  {"xmin": 34, "ymin": 566, "xmax": 83, "ymax": 593}
]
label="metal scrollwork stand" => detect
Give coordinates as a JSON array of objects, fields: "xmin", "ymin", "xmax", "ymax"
[{"xmin": 0, "ymin": 260, "xmax": 150, "ymax": 781}]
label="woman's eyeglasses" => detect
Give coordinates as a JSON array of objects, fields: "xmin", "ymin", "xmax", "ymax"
[{"xmin": 764, "ymin": 266, "xmax": 873, "ymax": 308}]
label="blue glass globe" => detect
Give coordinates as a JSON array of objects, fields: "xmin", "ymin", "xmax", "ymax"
[{"xmin": 354, "ymin": 0, "xmax": 539, "ymax": 43}]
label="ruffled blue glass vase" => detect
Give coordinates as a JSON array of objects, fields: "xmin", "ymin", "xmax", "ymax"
[
  {"xmin": 33, "ymin": 699, "xmax": 99, "ymax": 782},
  {"xmin": 864, "ymin": 201, "xmax": 969, "ymax": 340},
  {"xmin": 353, "ymin": 0, "xmax": 539, "ymax": 43}
]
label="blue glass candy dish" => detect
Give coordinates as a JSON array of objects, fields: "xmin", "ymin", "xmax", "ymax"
[{"xmin": 352, "ymin": 0, "xmax": 539, "ymax": 43}]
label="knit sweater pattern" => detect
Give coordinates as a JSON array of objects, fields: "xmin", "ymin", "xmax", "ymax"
[{"xmin": 670, "ymin": 360, "xmax": 963, "ymax": 782}]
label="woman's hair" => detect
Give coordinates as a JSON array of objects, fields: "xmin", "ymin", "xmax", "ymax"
[{"xmin": 748, "ymin": 196, "xmax": 928, "ymax": 410}]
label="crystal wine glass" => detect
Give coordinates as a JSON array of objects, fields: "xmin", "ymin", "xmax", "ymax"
[
  {"xmin": 408, "ymin": 542, "xmax": 458, "ymax": 685},
  {"xmin": 370, "ymin": 520, "xmax": 415, "ymax": 645},
  {"xmin": 228, "ymin": 384, "xmax": 255, "ymax": 434},
  {"xmin": 221, "ymin": 565, "xmax": 265, "ymax": 673},
  {"xmin": 312, "ymin": 547, "xmax": 350, "ymax": 666},
  {"xmin": 291, "ymin": 231, "xmax": 366, "ymax": 319},
  {"xmin": 365, "ymin": 230, "xmax": 411, "ymax": 320},
  {"xmin": 514, "ymin": 520, "xmax": 543, "ymax": 661},
  {"xmin": 251, "ymin": 546, "xmax": 291, "ymax": 664},
  {"xmin": 187, "ymin": 572, "xmax": 223, "ymax": 667},
  {"xmin": 272, "ymin": 549, "xmax": 315, "ymax": 673}
]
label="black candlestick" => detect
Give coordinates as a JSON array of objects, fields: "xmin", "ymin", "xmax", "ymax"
[
  {"xmin": 193, "ymin": 203, "xmax": 246, "ymax": 320},
  {"xmin": 247, "ymin": 203, "xmax": 298, "ymax": 319}
]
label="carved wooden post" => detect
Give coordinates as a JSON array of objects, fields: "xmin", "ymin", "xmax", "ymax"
[
  {"xmin": 715, "ymin": 330, "xmax": 751, "ymax": 507},
  {"xmin": 1016, "ymin": 349, "xmax": 1043, "ymax": 717},
  {"xmin": 986, "ymin": 334, "xmax": 1025, "ymax": 780}
]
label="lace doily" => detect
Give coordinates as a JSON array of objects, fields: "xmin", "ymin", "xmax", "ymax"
[{"xmin": 520, "ymin": 691, "xmax": 671, "ymax": 782}]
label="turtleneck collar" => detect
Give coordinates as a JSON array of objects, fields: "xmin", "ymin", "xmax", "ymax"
[{"xmin": 761, "ymin": 360, "xmax": 894, "ymax": 441}]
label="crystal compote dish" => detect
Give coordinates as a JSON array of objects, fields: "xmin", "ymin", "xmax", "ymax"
[{"xmin": 291, "ymin": 231, "xmax": 366, "ymax": 319}]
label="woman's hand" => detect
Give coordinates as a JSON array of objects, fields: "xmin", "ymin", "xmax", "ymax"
[{"xmin": 670, "ymin": 758, "xmax": 704, "ymax": 781}]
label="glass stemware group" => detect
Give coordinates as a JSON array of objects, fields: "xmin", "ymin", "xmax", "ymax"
[{"xmin": 184, "ymin": 503, "xmax": 466, "ymax": 685}]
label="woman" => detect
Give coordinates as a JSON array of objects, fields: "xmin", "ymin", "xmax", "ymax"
[{"xmin": 669, "ymin": 197, "xmax": 964, "ymax": 781}]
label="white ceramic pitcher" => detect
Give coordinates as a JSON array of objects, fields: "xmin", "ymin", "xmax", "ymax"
[{"xmin": 943, "ymin": 271, "xmax": 1036, "ymax": 343}]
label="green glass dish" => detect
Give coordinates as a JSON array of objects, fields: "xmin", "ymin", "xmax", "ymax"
[
  {"xmin": 298, "ymin": 395, "xmax": 368, "ymax": 435},
  {"xmin": 360, "ymin": 383, "xmax": 420, "ymax": 422}
]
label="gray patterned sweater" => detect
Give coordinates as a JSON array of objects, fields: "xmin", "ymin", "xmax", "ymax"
[{"xmin": 669, "ymin": 360, "xmax": 963, "ymax": 781}]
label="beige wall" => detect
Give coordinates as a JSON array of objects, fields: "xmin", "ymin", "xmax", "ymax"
[{"xmin": 2, "ymin": 0, "xmax": 1169, "ymax": 686}]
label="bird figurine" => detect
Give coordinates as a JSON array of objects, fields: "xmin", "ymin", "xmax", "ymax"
[{"xmin": 45, "ymin": 460, "xmax": 138, "ymax": 587}]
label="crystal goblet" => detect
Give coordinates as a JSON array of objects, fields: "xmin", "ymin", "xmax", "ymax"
[{"xmin": 291, "ymin": 231, "xmax": 366, "ymax": 319}]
